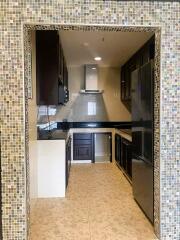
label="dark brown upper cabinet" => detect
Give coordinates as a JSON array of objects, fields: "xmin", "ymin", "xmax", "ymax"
[
  {"xmin": 36, "ymin": 30, "xmax": 69, "ymax": 105},
  {"xmin": 63, "ymin": 60, "xmax": 68, "ymax": 89},
  {"xmin": 120, "ymin": 35, "xmax": 155, "ymax": 104},
  {"xmin": 58, "ymin": 39, "xmax": 64, "ymax": 86},
  {"xmin": 36, "ymin": 30, "xmax": 59, "ymax": 105}
]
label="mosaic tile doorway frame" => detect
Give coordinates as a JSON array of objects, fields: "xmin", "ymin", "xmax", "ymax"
[{"xmin": 23, "ymin": 24, "xmax": 161, "ymax": 239}]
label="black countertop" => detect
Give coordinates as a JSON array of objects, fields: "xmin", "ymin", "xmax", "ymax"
[
  {"xmin": 37, "ymin": 121, "xmax": 132, "ymax": 140},
  {"xmin": 57, "ymin": 121, "xmax": 132, "ymax": 130},
  {"xmin": 38, "ymin": 129, "xmax": 68, "ymax": 140}
]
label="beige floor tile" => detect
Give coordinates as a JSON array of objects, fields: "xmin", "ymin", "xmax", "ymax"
[{"xmin": 30, "ymin": 163, "xmax": 157, "ymax": 240}]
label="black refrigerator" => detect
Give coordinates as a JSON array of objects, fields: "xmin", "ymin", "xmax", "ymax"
[{"xmin": 131, "ymin": 60, "xmax": 154, "ymax": 223}]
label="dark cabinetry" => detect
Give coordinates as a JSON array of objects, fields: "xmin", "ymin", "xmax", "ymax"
[
  {"xmin": 58, "ymin": 38, "xmax": 69, "ymax": 104},
  {"xmin": 115, "ymin": 134, "xmax": 121, "ymax": 165},
  {"xmin": 121, "ymin": 60, "xmax": 136, "ymax": 101},
  {"xmin": 66, "ymin": 136, "xmax": 71, "ymax": 187},
  {"xmin": 73, "ymin": 133, "xmax": 94, "ymax": 161},
  {"xmin": 121, "ymin": 138, "xmax": 132, "ymax": 179},
  {"xmin": 36, "ymin": 31, "xmax": 59, "ymax": 105},
  {"xmin": 121, "ymin": 36, "xmax": 155, "ymax": 103},
  {"xmin": 36, "ymin": 30, "xmax": 69, "ymax": 105},
  {"xmin": 115, "ymin": 134, "xmax": 132, "ymax": 180}
]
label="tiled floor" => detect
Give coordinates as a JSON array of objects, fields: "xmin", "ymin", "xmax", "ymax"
[{"xmin": 30, "ymin": 163, "xmax": 158, "ymax": 240}]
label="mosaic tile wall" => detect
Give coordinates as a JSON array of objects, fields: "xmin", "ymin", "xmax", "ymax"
[
  {"xmin": 1, "ymin": 1, "xmax": 180, "ymax": 240},
  {"xmin": 24, "ymin": 23, "xmax": 161, "ymax": 238}
]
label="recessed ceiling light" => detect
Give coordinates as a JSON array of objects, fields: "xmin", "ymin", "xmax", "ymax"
[
  {"xmin": 92, "ymin": 67, "xmax": 96, "ymax": 70},
  {"xmin": 94, "ymin": 57, "xmax": 102, "ymax": 61}
]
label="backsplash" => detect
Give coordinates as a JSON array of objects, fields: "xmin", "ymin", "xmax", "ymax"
[{"xmin": 37, "ymin": 94, "xmax": 109, "ymax": 134}]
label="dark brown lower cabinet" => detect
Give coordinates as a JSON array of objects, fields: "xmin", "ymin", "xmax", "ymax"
[
  {"xmin": 73, "ymin": 133, "xmax": 94, "ymax": 161},
  {"xmin": 115, "ymin": 134, "xmax": 132, "ymax": 180},
  {"xmin": 74, "ymin": 145, "xmax": 92, "ymax": 160},
  {"xmin": 66, "ymin": 136, "xmax": 71, "ymax": 187},
  {"xmin": 121, "ymin": 138, "xmax": 132, "ymax": 179},
  {"xmin": 115, "ymin": 134, "xmax": 121, "ymax": 165}
]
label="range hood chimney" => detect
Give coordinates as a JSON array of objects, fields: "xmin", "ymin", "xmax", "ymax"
[{"xmin": 80, "ymin": 64, "xmax": 103, "ymax": 94}]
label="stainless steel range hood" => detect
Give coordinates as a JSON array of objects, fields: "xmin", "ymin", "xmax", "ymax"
[{"xmin": 80, "ymin": 65, "xmax": 103, "ymax": 94}]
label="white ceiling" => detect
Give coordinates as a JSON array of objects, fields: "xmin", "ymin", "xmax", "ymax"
[{"xmin": 59, "ymin": 30, "xmax": 154, "ymax": 67}]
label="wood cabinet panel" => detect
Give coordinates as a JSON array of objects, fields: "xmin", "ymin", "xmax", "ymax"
[
  {"xmin": 115, "ymin": 134, "xmax": 132, "ymax": 180},
  {"xmin": 121, "ymin": 138, "xmax": 132, "ymax": 179},
  {"xmin": 66, "ymin": 137, "xmax": 71, "ymax": 187},
  {"xmin": 36, "ymin": 30, "xmax": 69, "ymax": 105},
  {"xmin": 73, "ymin": 133, "xmax": 92, "ymax": 140},
  {"xmin": 36, "ymin": 30, "xmax": 59, "ymax": 105},
  {"xmin": 74, "ymin": 145, "xmax": 92, "ymax": 160},
  {"xmin": 120, "ymin": 36, "xmax": 155, "ymax": 103},
  {"xmin": 115, "ymin": 134, "xmax": 121, "ymax": 165},
  {"xmin": 73, "ymin": 133, "xmax": 93, "ymax": 160}
]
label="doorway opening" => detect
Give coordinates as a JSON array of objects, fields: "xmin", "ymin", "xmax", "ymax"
[{"xmin": 24, "ymin": 24, "xmax": 161, "ymax": 240}]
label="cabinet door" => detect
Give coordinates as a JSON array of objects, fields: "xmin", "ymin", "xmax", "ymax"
[
  {"xmin": 63, "ymin": 62, "xmax": 68, "ymax": 88},
  {"xmin": 36, "ymin": 30, "xmax": 59, "ymax": 105},
  {"xmin": 115, "ymin": 134, "xmax": 121, "ymax": 165},
  {"xmin": 128, "ymin": 58, "xmax": 137, "ymax": 100},
  {"xmin": 74, "ymin": 133, "xmax": 92, "ymax": 140},
  {"xmin": 58, "ymin": 41, "xmax": 63, "ymax": 84},
  {"xmin": 121, "ymin": 64, "xmax": 130, "ymax": 101},
  {"xmin": 74, "ymin": 145, "xmax": 92, "ymax": 160},
  {"xmin": 115, "ymin": 134, "xmax": 119, "ymax": 162},
  {"xmin": 121, "ymin": 61, "xmax": 136, "ymax": 102},
  {"xmin": 66, "ymin": 137, "xmax": 71, "ymax": 187},
  {"xmin": 58, "ymin": 36, "xmax": 69, "ymax": 104},
  {"xmin": 124, "ymin": 65, "xmax": 130, "ymax": 100},
  {"xmin": 126, "ymin": 143, "xmax": 132, "ymax": 179},
  {"xmin": 141, "ymin": 46, "xmax": 149, "ymax": 65},
  {"xmin": 121, "ymin": 138, "xmax": 132, "ymax": 179},
  {"xmin": 66, "ymin": 139, "xmax": 68, "ymax": 187},
  {"xmin": 149, "ymin": 41, "xmax": 155, "ymax": 60},
  {"xmin": 121, "ymin": 140, "xmax": 127, "ymax": 170},
  {"xmin": 73, "ymin": 133, "xmax": 93, "ymax": 160},
  {"xmin": 121, "ymin": 66, "xmax": 126, "ymax": 101}
]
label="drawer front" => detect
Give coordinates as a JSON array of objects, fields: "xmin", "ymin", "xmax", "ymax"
[
  {"xmin": 73, "ymin": 133, "xmax": 92, "ymax": 140},
  {"xmin": 74, "ymin": 139, "xmax": 92, "ymax": 146},
  {"xmin": 73, "ymin": 145, "xmax": 92, "ymax": 160}
]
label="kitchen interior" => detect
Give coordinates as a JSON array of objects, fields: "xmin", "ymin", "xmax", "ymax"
[{"xmin": 29, "ymin": 29, "xmax": 156, "ymax": 239}]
